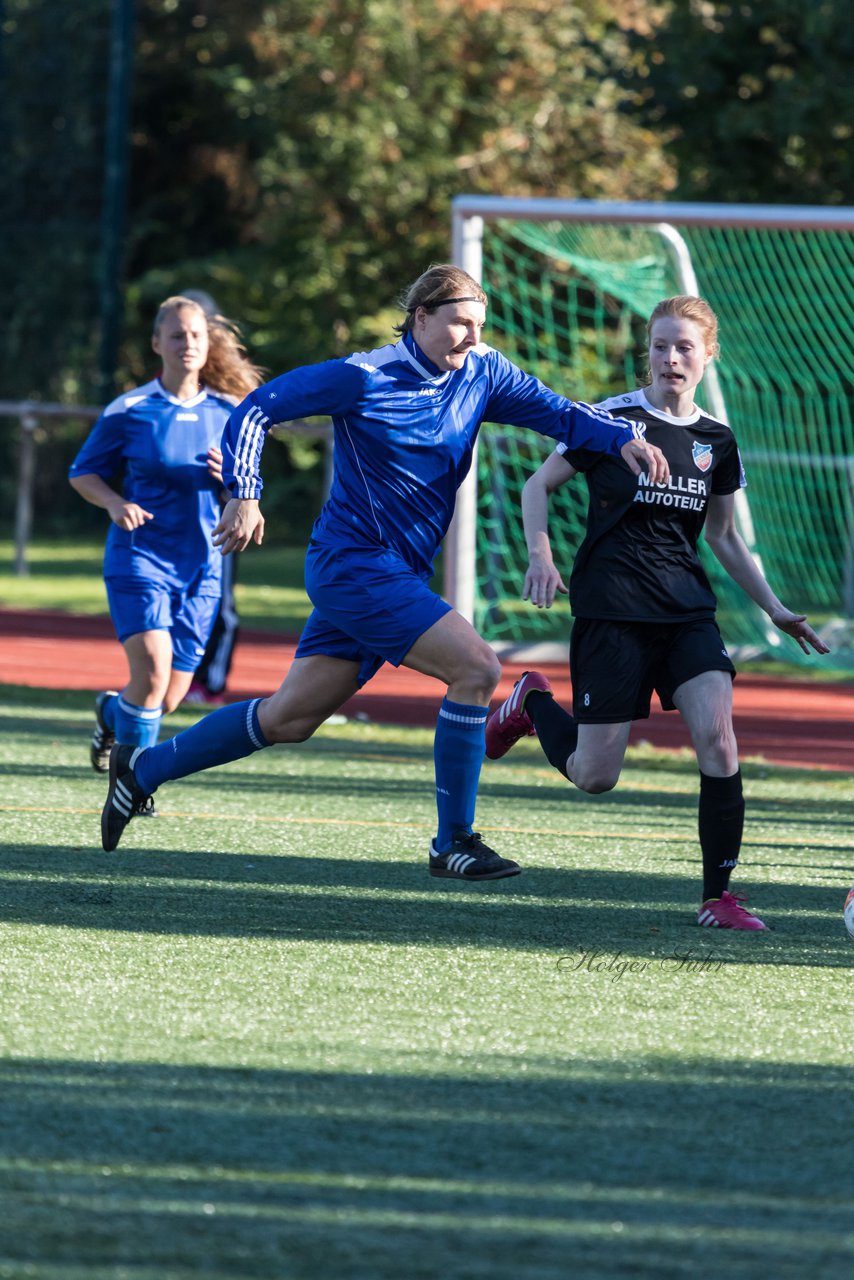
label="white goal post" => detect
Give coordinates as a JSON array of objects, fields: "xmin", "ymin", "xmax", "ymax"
[{"xmin": 445, "ymin": 196, "xmax": 854, "ymax": 654}]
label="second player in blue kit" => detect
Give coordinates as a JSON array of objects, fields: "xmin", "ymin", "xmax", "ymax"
[{"xmin": 70, "ymin": 295, "xmax": 263, "ymax": 774}]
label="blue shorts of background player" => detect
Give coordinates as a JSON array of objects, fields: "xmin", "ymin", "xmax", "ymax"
[{"xmin": 107, "ymin": 576, "xmax": 221, "ymax": 674}]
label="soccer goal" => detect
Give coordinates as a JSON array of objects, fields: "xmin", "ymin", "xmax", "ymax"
[{"xmin": 447, "ymin": 196, "xmax": 854, "ymax": 669}]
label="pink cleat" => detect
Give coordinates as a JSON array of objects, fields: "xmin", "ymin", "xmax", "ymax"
[
  {"xmin": 485, "ymin": 670, "xmax": 552, "ymax": 760},
  {"xmin": 697, "ymin": 891, "xmax": 767, "ymax": 931}
]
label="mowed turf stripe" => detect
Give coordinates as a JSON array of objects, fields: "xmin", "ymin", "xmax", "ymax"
[
  {"xmin": 2, "ymin": 1156, "xmax": 852, "ymax": 1218},
  {"xmin": 1, "ymin": 802, "xmax": 849, "ymax": 859},
  {"xmin": 0, "ymin": 802, "xmax": 768, "ymax": 845}
]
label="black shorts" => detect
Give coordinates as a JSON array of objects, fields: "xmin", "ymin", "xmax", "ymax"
[{"xmin": 569, "ymin": 617, "xmax": 736, "ymax": 724}]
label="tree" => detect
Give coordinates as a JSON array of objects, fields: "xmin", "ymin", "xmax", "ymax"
[
  {"xmin": 123, "ymin": 0, "xmax": 675, "ymax": 375},
  {"xmin": 629, "ymin": 0, "xmax": 854, "ymax": 204},
  {"xmin": 1, "ymin": 0, "xmax": 110, "ymax": 402},
  {"xmin": 0, "ymin": 1, "xmax": 679, "ymax": 534}
]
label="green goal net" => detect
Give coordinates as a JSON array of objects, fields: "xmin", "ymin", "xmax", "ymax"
[{"xmin": 449, "ymin": 199, "xmax": 854, "ymax": 671}]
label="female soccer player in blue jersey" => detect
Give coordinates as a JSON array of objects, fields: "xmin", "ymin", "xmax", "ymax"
[
  {"xmin": 485, "ymin": 295, "xmax": 829, "ymax": 924},
  {"xmin": 101, "ymin": 264, "xmax": 668, "ymax": 877},
  {"xmin": 70, "ymin": 296, "xmax": 263, "ymax": 773}
]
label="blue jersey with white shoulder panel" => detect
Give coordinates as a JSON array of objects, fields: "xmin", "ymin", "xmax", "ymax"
[
  {"xmin": 222, "ymin": 336, "xmax": 640, "ymax": 578},
  {"xmin": 69, "ymin": 379, "xmax": 232, "ymax": 590}
]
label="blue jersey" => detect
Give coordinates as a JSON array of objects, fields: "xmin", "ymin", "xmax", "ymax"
[
  {"xmin": 69, "ymin": 379, "xmax": 232, "ymax": 589},
  {"xmin": 223, "ymin": 335, "xmax": 640, "ymax": 578}
]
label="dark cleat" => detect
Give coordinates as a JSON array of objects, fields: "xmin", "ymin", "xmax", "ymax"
[
  {"xmin": 101, "ymin": 744, "xmax": 150, "ymax": 851},
  {"xmin": 429, "ymin": 829, "xmax": 521, "ymax": 880}
]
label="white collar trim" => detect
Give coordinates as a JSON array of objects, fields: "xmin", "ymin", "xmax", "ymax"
[
  {"xmin": 156, "ymin": 377, "xmax": 207, "ymax": 408},
  {"xmin": 638, "ymin": 387, "xmax": 701, "ymax": 426},
  {"xmin": 395, "ymin": 339, "xmax": 452, "ymax": 384}
]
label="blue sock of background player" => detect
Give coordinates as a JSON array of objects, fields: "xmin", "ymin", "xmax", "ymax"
[
  {"xmin": 112, "ymin": 693, "xmax": 162, "ymax": 749},
  {"xmin": 98, "ymin": 690, "xmax": 162, "ymax": 749}
]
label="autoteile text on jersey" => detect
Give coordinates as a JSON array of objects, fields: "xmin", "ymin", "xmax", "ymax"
[{"xmin": 634, "ymin": 471, "xmax": 708, "ymax": 510}]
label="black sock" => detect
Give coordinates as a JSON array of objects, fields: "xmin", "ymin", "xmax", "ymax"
[
  {"xmin": 699, "ymin": 769, "xmax": 744, "ymax": 901},
  {"xmin": 526, "ymin": 690, "xmax": 578, "ymax": 778}
]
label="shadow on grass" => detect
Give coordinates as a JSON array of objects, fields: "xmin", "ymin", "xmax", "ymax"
[
  {"xmin": 1, "ymin": 845, "xmax": 852, "ymax": 969},
  {"xmin": 0, "ymin": 1055, "xmax": 852, "ymax": 1279}
]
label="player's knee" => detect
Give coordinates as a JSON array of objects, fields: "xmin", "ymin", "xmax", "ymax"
[
  {"xmin": 572, "ymin": 762, "xmax": 621, "ymax": 794},
  {"xmin": 472, "ymin": 649, "xmax": 502, "ymax": 698},
  {"xmin": 263, "ymin": 714, "xmax": 320, "ymax": 745},
  {"xmin": 445, "ymin": 645, "xmax": 501, "ymax": 705},
  {"xmin": 131, "ymin": 672, "xmax": 170, "ymax": 706},
  {"xmin": 698, "ymin": 725, "xmax": 738, "ymax": 774}
]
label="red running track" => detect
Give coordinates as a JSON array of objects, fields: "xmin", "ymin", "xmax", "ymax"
[{"xmin": 0, "ymin": 608, "xmax": 851, "ymax": 772}]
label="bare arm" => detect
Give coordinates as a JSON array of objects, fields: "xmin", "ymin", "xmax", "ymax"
[
  {"xmin": 704, "ymin": 492, "xmax": 830, "ymax": 655},
  {"xmin": 69, "ymin": 472, "xmax": 153, "ymax": 532},
  {"xmin": 521, "ymin": 451, "xmax": 577, "ymax": 608}
]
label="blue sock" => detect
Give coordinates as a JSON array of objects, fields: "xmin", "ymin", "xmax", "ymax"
[
  {"xmin": 115, "ymin": 696, "xmax": 162, "ymax": 749},
  {"xmin": 134, "ymin": 698, "xmax": 269, "ymax": 795},
  {"xmin": 433, "ymin": 698, "xmax": 488, "ymax": 852}
]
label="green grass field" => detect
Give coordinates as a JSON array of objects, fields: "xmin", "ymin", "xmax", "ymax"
[{"xmin": 1, "ymin": 685, "xmax": 852, "ymax": 1279}]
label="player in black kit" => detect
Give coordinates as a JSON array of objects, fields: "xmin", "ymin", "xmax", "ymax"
[{"xmin": 485, "ymin": 295, "xmax": 830, "ymax": 930}]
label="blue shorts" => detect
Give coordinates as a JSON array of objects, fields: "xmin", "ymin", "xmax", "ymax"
[
  {"xmin": 295, "ymin": 541, "xmax": 452, "ymax": 687},
  {"xmin": 105, "ymin": 575, "xmax": 220, "ymax": 673}
]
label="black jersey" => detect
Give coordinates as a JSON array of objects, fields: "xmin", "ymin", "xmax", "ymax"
[{"xmin": 558, "ymin": 388, "xmax": 745, "ymax": 622}]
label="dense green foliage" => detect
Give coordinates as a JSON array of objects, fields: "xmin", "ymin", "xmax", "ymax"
[
  {"xmin": 3, "ymin": 0, "xmax": 853, "ymax": 533},
  {"xmin": 120, "ymin": 0, "xmax": 676, "ymax": 379},
  {"xmin": 631, "ymin": 0, "xmax": 854, "ymax": 204},
  {"xmin": 4, "ymin": 0, "xmax": 671, "ymax": 407},
  {"xmin": 1, "ymin": 0, "xmax": 109, "ymax": 404}
]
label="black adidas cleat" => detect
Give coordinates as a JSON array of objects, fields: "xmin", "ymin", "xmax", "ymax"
[
  {"xmin": 101, "ymin": 744, "xmax": 150, "ymax": 851},
  {"xmin": 429, "ymin": 830, "xmax": 521, "ymax": 881},
  {"xmin": 90, "ymin": 690, "xmax": 118, "ymax": 773}
]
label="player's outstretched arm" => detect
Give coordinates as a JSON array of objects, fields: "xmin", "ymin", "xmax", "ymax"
[
  {"xmin": 705, "ymin": 493, "xmax": 830, "ymax": 656},
  {"xmin": 212, "ymin": 497, "xmax": 265, "ymax": 555}
]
